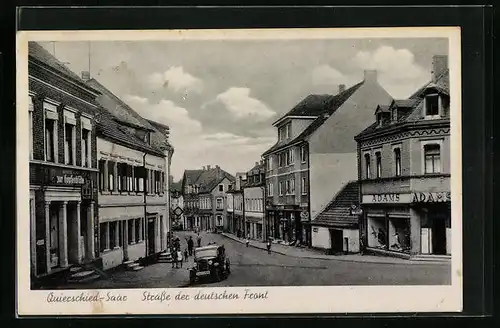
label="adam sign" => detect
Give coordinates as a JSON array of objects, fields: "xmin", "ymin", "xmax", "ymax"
[{"xmin": 412, "ymin": 191, "xmax": 451, "ymax": 203}]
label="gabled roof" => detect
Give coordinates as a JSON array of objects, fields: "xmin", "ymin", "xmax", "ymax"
[
  {"xmin": 311, "ymin": 181, "xmax": 360, "ymax": 228},
  {"xmin": 183, "ymin": 170, "xmax": 204, "ymax": 186},
  {"xmin": 273, "ymin": 94, "xmax": 333, "ymax": 124},
  {"xmin": 28, "ymin": 42, "xmax": 100, "ymax": 95},
  {"xmin": 181, "ymin": 168, "xmax": 236, "ymax": 194},
  {"xmin": 374, "ymin": 104, "xmax": 391, "ymax": 114},
  {"xmin": 356, "ymin": 70, "xmax": 450, "ymax": 140},
  {"xmin": 86, "ymin": 78, "xmax": 171, "ymax": 152},
  {"xmin": 263, "ymin": 81, "xmax": 364, "ymax": 156}
]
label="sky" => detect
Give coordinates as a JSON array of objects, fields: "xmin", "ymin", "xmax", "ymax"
[{"xmin": 39, "ymin": 37, "xmax": 448, "ymax": 181}]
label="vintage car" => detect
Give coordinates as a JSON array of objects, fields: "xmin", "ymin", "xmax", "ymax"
[{"xmin": 189, "ymin": 244, "xmax": 230, "ymax": 284}]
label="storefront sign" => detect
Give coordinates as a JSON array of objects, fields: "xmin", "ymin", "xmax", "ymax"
[
  {"xmin": 53, "ymin": 174, "xmax": 85, "ymax": 185},
  {"xmin": 412, "ymin": 192, "xmax": 451, "ymax": 203},
  {"xmin": 300, "ymin": 211, "xmax": 309, "ymax": 221},
  {"xmin": 362, "ymin": 193, "xmax": 411, "ymax": 204}
]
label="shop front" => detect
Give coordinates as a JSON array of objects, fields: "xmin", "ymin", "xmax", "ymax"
[
  {"xmin": 31, "ymin": 164, "xmax": 98, "ymax": 277},
  {"xmin": 362, "ymin": 191, "xmax": 451, "ymax": 258},
  {"xmin": 267, "ymin": 205, "xmax": 302, "ymax": 244}
]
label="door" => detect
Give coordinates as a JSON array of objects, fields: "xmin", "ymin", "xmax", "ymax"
[
  {"xmin": 432, "ymin": 218, "xmax": 446, "ymax": 255},
  {"xmin": 329, "ymin": 229, "xmax": 343, "ymax": 254},
  {"xmin": 148, "ymin": 218, "xmax": 155, "ymax": 255}
]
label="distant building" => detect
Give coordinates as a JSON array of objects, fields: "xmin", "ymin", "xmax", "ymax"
[
  {"xmin": 181, "ymin": 166, "xmax": 235, "ymax": 231},
  {"xmin": 355, "ymin": 55, "xmax": 451, "ymax": 259},
  {"xmin": 28, "ymin": 42, "xmax": 101, "ymax": 284},
  {"xmin": 262, "ymin": 70, "xmax": 392, "ymax": 248},
  {"xmin": 170, "ymin": 180, "xmax": 184, "ymax": 229},
  {"xmin": 243, "ymin": 161, "xmax": 266, "ymax": 241},
  {"xmin": 229, "ymin": 173, "xmax": 247, "ymax": 237}
]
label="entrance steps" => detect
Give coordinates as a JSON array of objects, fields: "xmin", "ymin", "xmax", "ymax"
[
  {"xmin": 411, "ymin": 254, "xmax": 451, "ymax": 263},
  {"xmin": 123, "ymin": 260, "xmax": 144, "ymax": 271},
  {"xmin": 157, "ymin": 249, "xmax": 173, "ymax": 263},
  {"xmin": 67, "ymin": 266, "xmax": 101, "ymax": 284}
]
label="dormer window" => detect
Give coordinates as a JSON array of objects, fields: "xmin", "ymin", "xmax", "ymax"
[
  {"xmin": 424, "ymin": 94, "xmax": 440, "ymax": 118},
  {"xmin": 391, "ymin": 108, "xmax": 398, "ymax": 122},
  {"xmin": 278, "ymin": 123, "xmax": 291, "ymax": 141}
]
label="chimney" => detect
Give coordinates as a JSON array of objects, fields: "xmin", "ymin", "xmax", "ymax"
[
  {"xmin": 431, "ymin": 55, "xmax": 448, "ymax": 83},
  {"xmin": 338, "ymin": 84, "xmax": 346, "ymax": 93},
  {"xmin": 207, "ymin": 165, "xmax": 211, "ymax": 170},
  {"xmin": 363, "ymin": 70, "xmax": 378, "ymax": 84},
  {"xmin": 81, "ymin": 71, "xmax": 91, "ymax": 81},
  {"xmin": 216, "ymin": 165, "xmax": 220, "ymax": 169}
]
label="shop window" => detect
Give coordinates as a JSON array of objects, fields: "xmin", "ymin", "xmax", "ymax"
[
  {"xmin": 109, "ymin": 221, "xmax": 117, "ymax": 249},
  {"xmin": 375, "ymin": 151, "xmax": 382, "ymax": 178},
  {"xmin": 424, "ymin": 144, "xmax": 441, "ymax": 174},
  {"xmin": 99, "ymin": 222, "xmax": 108, "ymax": 252},
  {"xmin": 135, "ymin": 219, "xmax": 141, "ymax": 243},
  {"xmin": 388, "ymin": 218, "xmax": 411, "ymax": 253},
  {"xmin": 64, "ymin": 123, "xmax": 75, "ymax": 165},
  {"xmin": 367, "ymin": 216, "xmax": 386, "ymax": 249},
  {"xmin": 135, "ymin": 166, "xmax": 144, "ymax": 192},
  {"xmin": 364, "ymin": 153, "xmax": 371, "ymax": 179},
  {"xmin": 128, "ymin": 165, "xmax": 134, "ymax": 192},
  {"xmin": 128, "ymin": 220, "xmax": 134, "ymax": 244},
  {"xmin": 217, "ymin": 215, "xmax": 223, "ymax": 226},
  {"xmin": 394, "ymin": 148, "xmax": 401, "ymax": 176},
  {"xmin": 425, "ymin": 94, "xmax": 440, "ymax": 117},
  {"xmin": 118, "ymin": 221, "xmax": 124, "ymax": 247},
  {"xmin": 45, "ymin": 119, "xmax": 56, "ymax": 162},
  {"xmin": 107, "ymin": 161, "xmax": 115, "ymax": 191}
]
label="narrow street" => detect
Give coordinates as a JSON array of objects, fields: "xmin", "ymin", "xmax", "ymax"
[{"xmin": 63, "ymin": 231, "xmax": 450, "ymax": 290}]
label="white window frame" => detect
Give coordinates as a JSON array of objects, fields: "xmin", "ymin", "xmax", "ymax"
[
  {"xmin": 63, "ymin": 109, "xmax": 76, "ymax": 166},
  {"xmin": 286, "ymin": 123, "xmax": 291, "ymax": 139},
  {"xmin": 423, "ymin": 93, "xmax": 442, "ymax": 119},
  {"xmin": 29, "ymin": 96, "xmax": 34, "ymax": 160},
  {"xmin": 421, "ymin": 139, "xmax": 443, "ymax": 174},
  {"xmin": 288, "ymin": 148, "xmax": 294, "ymax": 166},
  {"xmin": 290, "ymin": 178, "xmax": 295, "ymax": 194},
  {"xmin": 363, "ymin": 151, "xmax": 372, "ymax": 179},
  {"xmin": 392, "ymin": 144, "xmax": 402, "ymax": 177},
  {"xmin": 216, "ymin": 197, "xmax": 224, "ymax": 210},
  {"xmin": 43, "ymin": 100, "xmax": 59, "ymax": 163},
  {"xmin": 279, "ymin": 181, "xmax": 283, "ymax": 196},
  {"xmin": 301, "ymin": 177, "xmax": 307, "ymax": 195},
  {"xmin": 300, "ymin": 145, "xmax": 307, "ymax": 163}
]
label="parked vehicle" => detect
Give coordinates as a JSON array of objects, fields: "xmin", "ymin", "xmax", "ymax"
[{"xmin": 189, "ymin": 245, "xmax": 230, "ymax": 284}]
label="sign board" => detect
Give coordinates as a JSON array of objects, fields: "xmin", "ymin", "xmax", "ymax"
[
  {"xmin": 362, "ymin": 193, "xmax": 412, "ymax": 204},
  {"xmin": 173, "ymin": 206, "xmax": 183, "ymax": 217},
  {"xmin": 300, "ymin": 211, "xmax": 309, "ymax": 221},
  {"xmin": 53, "ymin": 174, "xmax": 85, "ymax": 185},
  {"xmin": 412, "ymin": 191, "xmax": 451, "ymax": 203},
  {"xmin": 350, "ymin": 204, "xmax": 363, "ymax": 215}
]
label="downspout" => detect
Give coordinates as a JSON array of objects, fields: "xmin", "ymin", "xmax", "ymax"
[{"xmin": 143, "ymin": 152, "xmax": 147, "ymax": 259}]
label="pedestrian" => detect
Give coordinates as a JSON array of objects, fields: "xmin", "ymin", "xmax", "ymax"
[
  {"xmin": 184, "ymin": 249, "xmax": 188, "ymax": 262},
  {"xmin": 177, "ymin": 248, "xmax": 183, "ymax": 268},
  {"xmin": 266, "ymin": 239, "xmax": 272, "ymax": 254},
  {"xmin": 188, "ymin": 236, "xmax": 194, "ymax": 256},
  {"xmin": 245, "ymin": 236, "xmax": 250, "ymax": 247},
  {"xmin": 197, "ymin": 236, "xmax": 202, "ymax": 248},
  {"xmin": 171, "ymin": 248, "xmax": 177, "ymax": 269}
]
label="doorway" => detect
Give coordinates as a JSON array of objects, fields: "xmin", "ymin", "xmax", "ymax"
[
  {"xmin": 329, "ymin": 229, "xmax": 344, "ymax": 254},
  {"xmin": 431, "ymin": 218, "xmax": 447, "ymax": 255},
  {"xmin": 147, "ymin": 218, "xmax": 155, "ymax": 255}
]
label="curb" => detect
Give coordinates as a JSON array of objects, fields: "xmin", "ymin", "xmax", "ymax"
[{"xmin": 220, "ymin": 233, "xmax": 449, "ymax": 266}]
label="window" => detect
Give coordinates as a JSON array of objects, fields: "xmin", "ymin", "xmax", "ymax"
[
  {"xmin": 98, "ymin": 160, "xmax": 105, "ymax": 191},
  {"xmin": 290, "ymin": 179, "xmax": 295, "ymax": 194},
  {"xmin": 278, "ymin": 153, "xmax": 283, "ymax": 168},
  {"xmin": 108, "ymin": 161, "xmax": 115, "ymax": 191},
  {"xmin": 364, "ymin": 153, "xmax": 371, "ymax": 179},
  {"xmin": 301, "ymin": 177, "xmax": 308, "ymax": 195},
  {"xmin": 216, "ymin": 198, "xmax": 223, "ymax": 209},
  {"xmin": 286, "ymin": 123, "xmax": 291, "ymax": 139},
  {"xmin": 109, "ymin": 222, "xmax": 118, "ymax": 249},
  {"xmin": 219, "ymin": 184, "xmax": 224, "ymax": 192},
  {"xmin": 288, "ymin": 148, "xmax": 294, "ymax": 165},
  {"xmin": 285, "ymin": 180, "xmax": 291, "ymax": 195},
  {"xmin": 64, "ymin": 123, "xmax": 75, "ymax": 165},
  {"xmin": 279, "ymin": 181, "xmax": 283, "ymax": 196},
  {"xmin": 268, "ymin": 183, "xmax": 274, "ymax": 196},
  {"xmin": 81, "ymin": 129, "xmax": 90, "ymax": 167},
  {"xmin": 391, "ymin": 108, "xmax": 398, "ymax": 122},
  {"xmin": 135, "ymin": 219, "xmax": 141, "ymax": 243},
  {"xmin": 424, "ymin": 144, "xmax": 441, "ymax": 174},
  {"xmin": 100, "ymin": 222, "xmax": 108, "ymax": 252},
  {"xmin": 45, "ymin": 119, "xmax": 56, "ymax": 162},
  {"xmin": 394, "ymin": 148, "xmax": 401, "ymax": 176},
  {"xmin": 425, "ymin": 94, "xmax": 440, "ymax": 117},
  {"xmin": 375, "ymin": 151, "xmax": 382, "ymax": 178},
  {"xmin": 300, "ymin": 146, "xmax": 307, "ymax": 163}
]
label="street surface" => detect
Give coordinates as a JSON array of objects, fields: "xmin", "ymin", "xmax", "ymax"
[{"xmin": 61, "ymin": 230, "xmax": 450, "ymax": 289}]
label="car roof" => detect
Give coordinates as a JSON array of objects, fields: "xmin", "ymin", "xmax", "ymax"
[{"xmin": 195, "ymin": 245, "xmax": 219, "ymax": 251}]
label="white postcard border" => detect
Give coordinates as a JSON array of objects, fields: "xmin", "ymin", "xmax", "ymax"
[{"xmin": 16, "ymin": 27, "xmax": 463, "ymax": 316}]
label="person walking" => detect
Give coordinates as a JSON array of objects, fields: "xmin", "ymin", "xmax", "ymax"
[
  {"xmin": 197, "ymin": 236, "xmax": 202, "ymax": 248},
  {"xmin": 187, "ymin": 236, "xmax": 194, "ymax": 256},
  {"xmin": 245, "ymin": 234, "xmax": 250, "ymax": 248},
  {"xmin": 177, "ymin": 248, "xmax": 183, "ymax": 268},
  {"xmin": 171, "ymin": 248, "xmax": 177, "ymax": 269},
  {"xmin": 184, "ymin": 249, "xmax": 189, "ymax": 262},
  {"xmin": 266, "ymin": 239, "xmax": 272, "ymax": 254}
]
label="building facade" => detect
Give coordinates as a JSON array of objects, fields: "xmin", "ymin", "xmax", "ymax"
[
  {"xmin": 262, "ymin": 71, "xmax": 392, "ymax": 248},
  {"xmin": 226, "ymin": 186, "xmax": 234, "ymax": 233},
  {"xmin": 181, "ymin": 166, "xmax": 235, "ymax": 232},
  {"xmin": 355, "ymin": 55, "xmax": 451, "ymax": 258},
  {"xmin": 28, "ymin": 42, "xmax": 100, "ymax": 282},
  {"xmin": 170, "ymin": 188, "xmax": 185, "ymax": 229},
  {"xmin": 243, "ymin": 162, "xmax": 266, "ymax": 241},
  {"xmin": 86, "ymin": 77, "xmax": 173, "ymax": 271}
]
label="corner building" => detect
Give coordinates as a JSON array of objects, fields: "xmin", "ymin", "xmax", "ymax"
[
  {"xmin": 355, "ymin": 55, "xmax": 451, "ymax": 258},
  {"xmin": 28, "ymin": 42, "xmax": 100, "ymax": 282}
]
